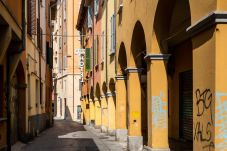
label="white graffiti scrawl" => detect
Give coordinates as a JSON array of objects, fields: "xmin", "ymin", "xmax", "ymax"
[{"xmin": 152, "ymin": 92, "xmax": 167, "ymax": 128}]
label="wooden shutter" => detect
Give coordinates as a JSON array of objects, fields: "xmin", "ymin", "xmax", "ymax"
[
  {"xmin": 95, "ymin": 0, "xmax": 99, "ymax": 16},
  {"xmin": 102, "ymin": 31, "xmax": 104, "ymax": 61},
  {"xmin": 27, "ymin": 0, "xmax": 37, "ymax": 36},
  {"xmin": 85, "ymin": 48, "xmax": 91, "ymax": 71},
  {"xmin": 87, "ymin": 6, "xmax": 93, "ymax": 28},
  {"xmin": 110, "ymin": 15, "xmax": 115, "ymax": 54}
]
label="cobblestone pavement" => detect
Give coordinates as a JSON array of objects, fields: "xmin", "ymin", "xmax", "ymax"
[{"xmin": 18, "ymin": 120, "xmax": 127, "ymax": 151}]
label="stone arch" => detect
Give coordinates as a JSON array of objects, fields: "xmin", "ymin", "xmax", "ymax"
[
  {"xmin": 117, "ymin": 42, "xmax": 127, "ymax": 75},
  {"xmin": 13, "ymin": 60, "xmax": 26, "ymax": 142},
  {"xmin": 130, "ymin": 21, "xmax": 147, "ymax": 68},
  {"xmin": 152, "ymin": 0, "xmax": 193, "ymax": 150},
  {"xmin": 128, "ymin": 20, "xmax": 148, "ymax": 146},
  {"xmin": 95, "ymin": 83, "xmax": 101, "ymax": 98}
]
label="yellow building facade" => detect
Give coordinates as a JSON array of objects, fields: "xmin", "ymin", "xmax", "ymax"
[
  {"xmin": 78, "ymin": 0, "xmax": 227, "ymax": 150},
  {"xmin": 116, "ymin": 0, "xmax": 227, "ymax": 150}
]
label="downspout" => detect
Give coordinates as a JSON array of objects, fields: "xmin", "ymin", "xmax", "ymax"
[
  {"xmin": 72, "ymin": 0, "xmax": 75, "ymax": 117},
  {"xmin": 105, "ymin": 0, "xmax": 108, "ymax": 89},
  {"xmin": 38, "ymin": 0, "xmax": 42, "ymax": 131},
  {"xmin": 92, "ymin": 3, "xmax": 95, "ymax": 99},
  {"xmin": 6, "ymin": 54, "xmax": 11, "ymax": 151},
  {"xmin": 114, "ymin": 0, "xmax": 116, "ymax": 75}
]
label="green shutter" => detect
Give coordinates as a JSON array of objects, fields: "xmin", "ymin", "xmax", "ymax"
[{"xmin": 85, "ymin": 48, "xmax": 91, "ymax": 71}]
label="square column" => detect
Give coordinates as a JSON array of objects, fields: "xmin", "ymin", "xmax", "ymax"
[
  {"xmin": 187, "ymin": 14, "xmax": 227, "ymax": 150},
  {"xmin": 107, "ymin": 92, "xmax": 116, "ymax": 136},
  {"xmin": 145, "ymin": 54, "xmax": 170, "ymax": 151},
  {"xmin": 101, "ymin": 95, "xmax": 108, "ymax": 133},
  {"xmin": 94, "ymin": 97, "xmax": 101, "ymax": 128},
  {"xmin": 125, "ymin": 68, "xmax": 143, "ymax": 151},
  {"xmin": 89, "ymin": 99, "xmax": 95, "ymax": 126},
  {"xmin": 115, "ymin": 75, "xmax": 128, "ymax": 142}
]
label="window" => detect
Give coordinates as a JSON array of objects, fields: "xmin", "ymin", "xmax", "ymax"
[
  {"xmin": 102, "ymin": 31, "xmax": 105, "ymax": 62},
  {"xmin": 28, "ymin": 74, "xmax": 31, "ymax": 108},
  {"xmin": 36, "ymin": 79, "xmax": 39, "ymax": 107},
  {"xmin": 87, "ymin": 6, "xmax": 93, "ymax": 28},
  {"xmin": 110, "ymin": 14, "xmax": 116, "ymax": 54},
  {"xmin": 40, "ymin": 83, "xmax": 43, "ymax": 104},
  {"xmin": 63, "ymin": 56, "xmax": 67, "ymax": 69},
  {"xmin": 85, "ymin": 48, "xmax": 91, "ymax": 71},
  {"xmin": 59, "ymin": 37, "xmax": 62, "ymax": 49},
  {"xmin": 27, "ymin": 0, "xmax": 37, "ymax": 36},
  {"xmin": 94, "ymin": 37, "xmax": 98, "ymax": 66},
  {"xmin": 94, "ymin": 0, "xmax": 99, "ymax": 16}
]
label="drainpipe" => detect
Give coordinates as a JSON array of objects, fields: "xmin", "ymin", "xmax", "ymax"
[
  {"xmin": 114, "ymin": 0, "xmax": 116, "ymax": 75},
  {"xmin": 38, "ymin": 0, "xmax": 42, "ymax": 132},
  {"xmin": 6, "ymin": 54, "xmax": 11, "ymax": 151},
  {"xmin": 105, "ymin": 0, "xmax": 108, "ymax": 89}
]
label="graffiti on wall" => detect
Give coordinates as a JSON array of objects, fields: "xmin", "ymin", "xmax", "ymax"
[
  {"xmin": 194, "ymin": 89, "xmax": 214, "ymax": 150},
  {"xmin": 152, "ymin": 92, "xmax": 167, "ymax": 128},
  {"xmin": 215, "ymin": 92, "xmax": 227, "ymax": 150}
]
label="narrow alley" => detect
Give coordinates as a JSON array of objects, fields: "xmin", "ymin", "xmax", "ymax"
[{"xmin": 17, "ymin": 120, "xmax": 126, "ymax": 151}]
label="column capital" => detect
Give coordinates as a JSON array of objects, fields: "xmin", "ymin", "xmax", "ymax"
[
  {"xmin": 115, "ymin": 75, "xmax": 127, "ymax": 80},
  {"xmin": 144, "ymin": 54, "xmax": 171, "ymax": 61},
  {"xmin": 106, "ymin": 92, "xmax": 116, "ymax": 97},
  {"xmin": 125, "ymin": 67, "xmax": 144, "ymax": 74}
]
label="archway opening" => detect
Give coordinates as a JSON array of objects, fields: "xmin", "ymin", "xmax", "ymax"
[
  {"xmin": 118, "ymin": 43, "xmax": 128, "ymax": 128},
  {"xmin": 130, "ymin": 21, "xmax": 148, "ymax": 145},
  {"xmin": 11, "ymin": 61, "xmax": 26, "ymax": 144},
  {"xmin": 153, "ymin": 0, "xmax": 193, "ymax": 150}
]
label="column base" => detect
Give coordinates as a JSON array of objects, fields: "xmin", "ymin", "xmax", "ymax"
[
  {"xmin": 108, "ymin": 128, "xmax": 116, "ymax": 136},
  {"xmin": 101, "ymin": 125, "xmax": 108, "ymax": 133},
  {"xmin": 128, "ymin": 136, "xmax": 143, "ymax": 151},
  {"xmin": 94, "ymin": 125, "xmax": 101, "ymax": 129},
  {"xmin": 116, "ymin": 129, "xmax": 128, "ymax": 142},
  {"xmin": 143, "ymin": 146, "xmax": 170, "ymax": 151}
]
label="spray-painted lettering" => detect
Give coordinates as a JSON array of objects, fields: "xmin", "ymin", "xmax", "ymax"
[{"xmin": 152, "ymin": 92, "xmax": 167, "ymax": 128}]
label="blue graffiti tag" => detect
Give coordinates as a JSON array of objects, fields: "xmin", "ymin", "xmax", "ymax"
[
  {"xmin": 152, "ymin": 92, "xmax": 167, "ymax": 128},
  {"xmin": 215, "ymin": 92, "xmax": 227, "ymax": 150}
]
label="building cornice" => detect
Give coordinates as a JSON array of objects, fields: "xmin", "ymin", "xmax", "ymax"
[
  {"xmin": 144, "ymin": 54, "xmax": 171, "ymax": 61},
  {"xmin": 125, "ymin": 68, "xmax": 144, "ymax": 73},
  {"xmin": 187, "ymin": 11, "xmax": 227, "ymax": 37}
]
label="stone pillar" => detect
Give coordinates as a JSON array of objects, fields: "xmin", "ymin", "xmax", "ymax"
[
  {"xmin": 125, "ymin": 68, "xmax": 143, "ymax": 151},
  {"xmin": 115, "ymin": 75, "xmax": 128, "ymax": 142},
  {"xmin": 107, "ymin": 92, "xmax": 116, "ymax": 136},
  {"xmin": 85, "ymin": 96, "xmax": 90, "ymax": 125},
  {"xmin": 145, "ymin": 54, "xmax": 170, "ymax": 151},
  {"xmin": 94, "ymin": 97, "xmax": 101, "ymax": 128},
  {"xmin": 187, "ymin": 13, "xmax": 227, "ymax": 151},
  {"xmin": 89, "ymin": 99, "xmax": 95, "ymax": 126},
  {"xmin": 101, "ymin": 95, "xmax": 108, "ymax": 132}
]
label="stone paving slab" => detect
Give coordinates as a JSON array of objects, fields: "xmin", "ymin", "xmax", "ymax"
[{"xmin": 16, "ymin": 120, "xmax": 127, "ymax": 151}]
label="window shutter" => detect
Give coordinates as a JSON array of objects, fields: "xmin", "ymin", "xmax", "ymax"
[
  {"xmin": 102, "ymin": 31, "xmax": 104, "ymax": 61},
  {"xmin": 113, "ymin": 15, "xmax": 116, "ymax": 52},
  {"xmin": 27, "ymin": 0, "xmax": 37, "ymax": 36},
  {"xmin": 94, "ymin": 39, "xmax": 97, "ymax": 65},
  {"xmin": 95, "ymin": 0, "xmax": 99, "ymax": 16},
  {"xmin": 110, "ymin": 14, "xmax": 116, "ymax": 54},
  {"xmin": 88, "ymin": 6, "xmax": 93, "ymax": 28},
  {"xmin": 85, "ymin": 48, "xmax": 91, "ymax": 71}
]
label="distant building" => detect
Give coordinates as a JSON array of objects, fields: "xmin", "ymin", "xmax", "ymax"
[{"xmin": 52, "ymin": 0, "xmax": 81, "ymax": 122}]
